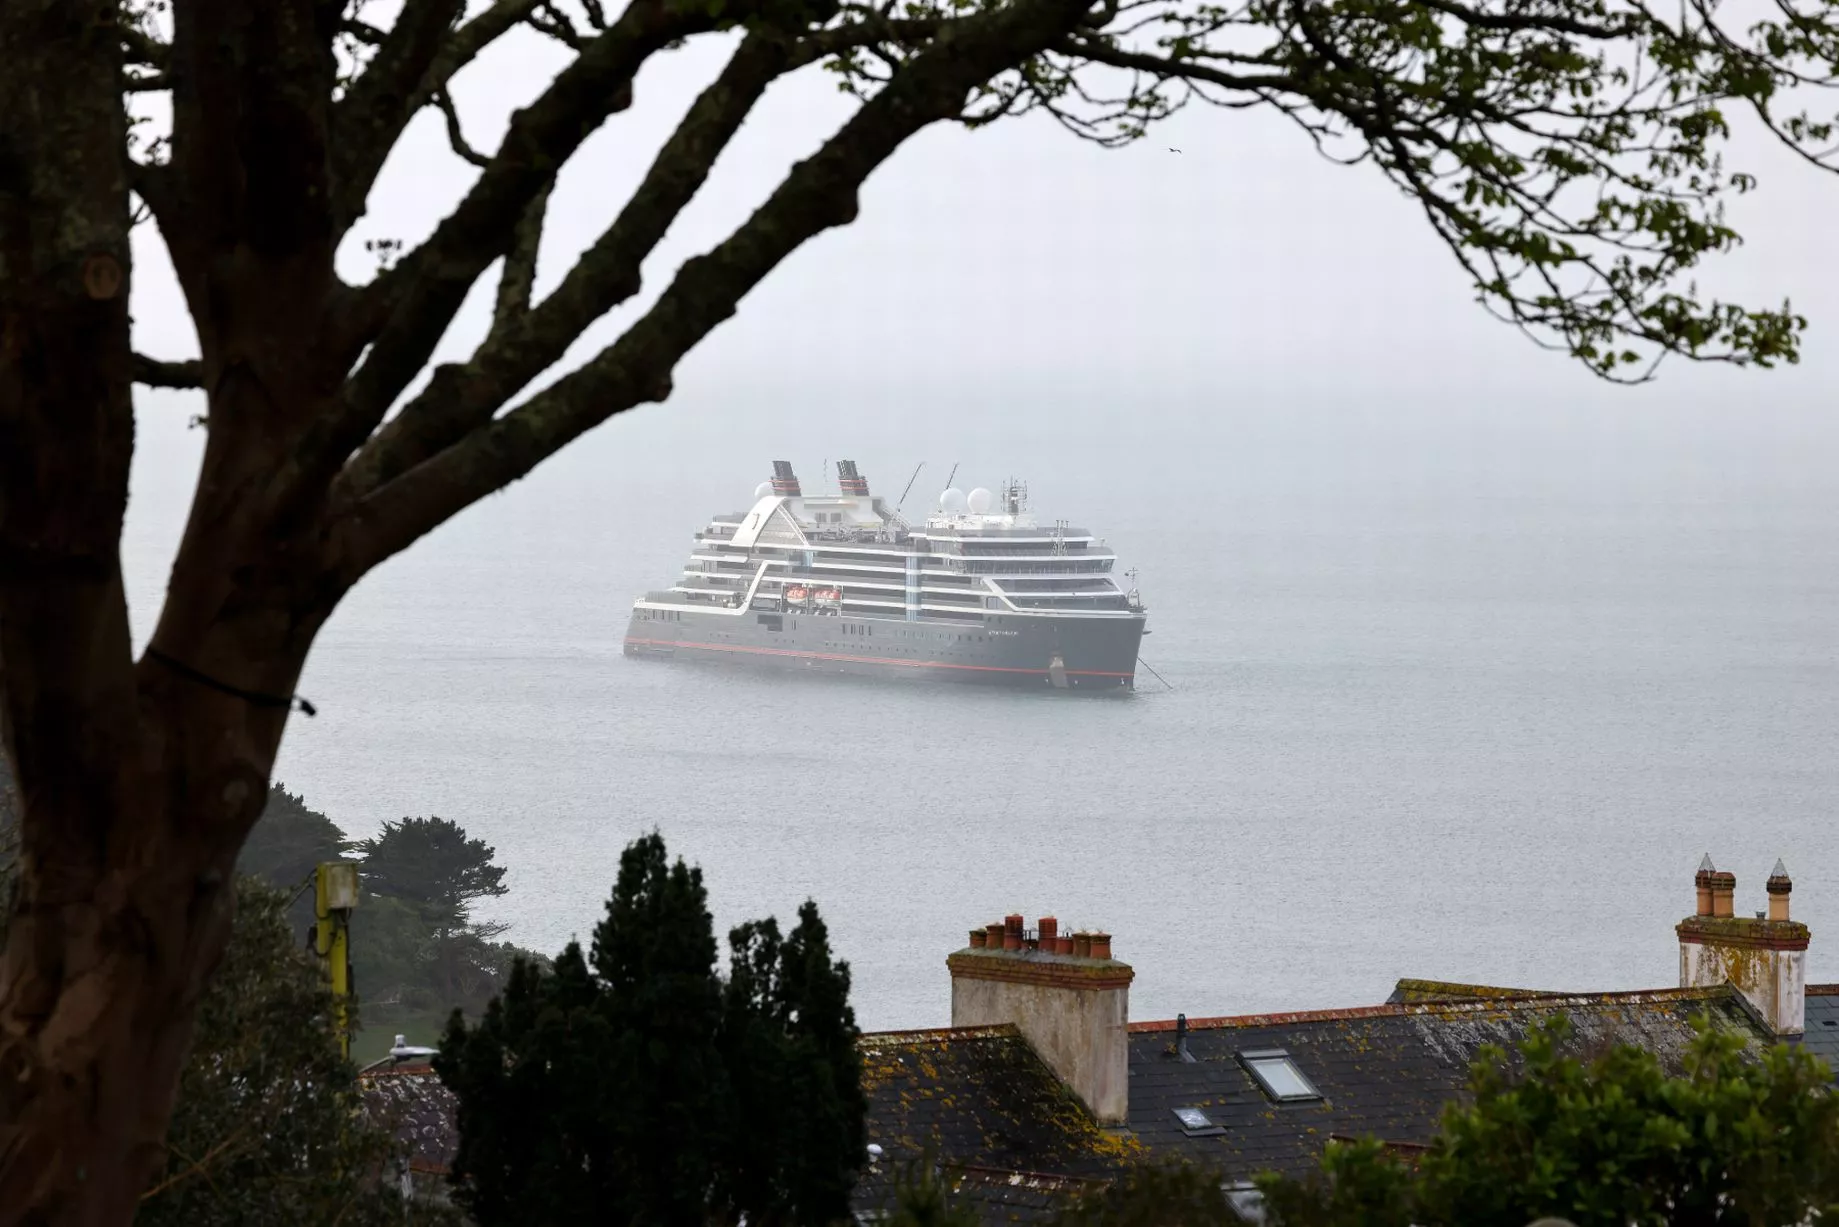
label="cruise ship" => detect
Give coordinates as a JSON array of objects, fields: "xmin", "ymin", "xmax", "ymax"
[{"xmin": 623, "ymin": 461, "xmax": 1147, "ymax": 689}]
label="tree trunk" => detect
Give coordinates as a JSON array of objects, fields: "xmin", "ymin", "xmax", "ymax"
[{"xmin": 0, "ymin": 3, "xmax": 343, "ymax": 1220}]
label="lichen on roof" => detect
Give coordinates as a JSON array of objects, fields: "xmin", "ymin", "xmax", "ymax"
[
  {"xmin": 859, "ymin": 1025, "xmax": 1140, "ymax": 1172},
  {"xmin": 1388, "ymin": 978, "xmax": 1565, "ymax": 1004}
]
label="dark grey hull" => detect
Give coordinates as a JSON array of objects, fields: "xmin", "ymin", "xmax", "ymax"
[{"xmin": 624, "ymin": 607, "xmax": 1144, "ymax": 691}]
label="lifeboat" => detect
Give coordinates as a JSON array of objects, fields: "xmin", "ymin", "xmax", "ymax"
[{"xmin": 785, "ymin": 585, "xmax": 809, "ymax": 601}]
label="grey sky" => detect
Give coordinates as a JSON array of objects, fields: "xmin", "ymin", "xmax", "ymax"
[
  {"xmin": 128, "ymin": 18, "xmax": 1839, "ymax": 423},
  {"xmin": 110, "ymin": 19, "xmax": 1839, "ymax": 1007}
]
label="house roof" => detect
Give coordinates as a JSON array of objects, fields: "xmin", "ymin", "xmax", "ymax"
[
  {"xmin": 350, "ymin": 983, "xmax": 1796, "ymax": 1223},
  {"xmin": 1121, "ymin": 985, "xmax": 1767, "ymax": 1183},
  {"xmin": 357, "ymin": 1059, "xmax": 459, "ymax": 1176},
  {"xmin": 1805, "ymin": 985, "xmax": 1839, "ymax": 1074},
  {"xmin": 854, "ymin": 1025, "xmax": 1140, "ymax": 1222}
]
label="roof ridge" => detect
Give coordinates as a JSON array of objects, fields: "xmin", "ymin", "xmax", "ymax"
[
  {"xmin": 1391, "ymin": 977, "xmax": 1568, "ymax": 1000},
  {"xmin": 357, "ymin": 1062, "xmax": 438, "ymax": 1078},
  {"xmin": 1808, "ymin": 984, "xmax": 1839, "ymax": 996},
  {"xmin": 858, "ymin": 1022, "xmax": 1022, "ymax": 1044},
  {"xmin": 1129, "ymin": 985, "xmax": 1737, "ymax": 1033}
]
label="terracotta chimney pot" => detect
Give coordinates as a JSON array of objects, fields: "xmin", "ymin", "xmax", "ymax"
[
  {"xmin": 1005, "ymin": 913, "xmax": 1024, "ymax": 936},
  {"xmin": 1767, "ymin": 859, "xmax": 1793, "ymax": 922},
  {"xmin": 1089, "ymin": 932, "xmax": 1113, "ymax": 960},
  {"xmin": 985, "ymin": 923, "xmax": 1005, "ymax": 949},
  {"xmin": 1694, "ymin": 854, "xmax": 1716, "ymax": 917},
  {"xmin": 1072, "ymin": 932, "xmax": 1092, "ymax": 959},
  {"xmin": 1056, "ymin": 935, "xmax": 1075, "ymax": 956},
  {"xmin": 969, "ymin": 928, "xmax": 988, "ymax": 948},
  {"xmin": 1003, "ymin": 929, "xmax": 1023, "ymax": 952},
  {"xmin": 1710, "ymin": 871, "xmax": 1736, "ymax": 918},
  {"xmin": 1038, "ymin": 917, "xmax": 1059, "ymax": 944}
]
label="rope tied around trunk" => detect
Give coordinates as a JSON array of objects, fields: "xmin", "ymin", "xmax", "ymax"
[{"xmin": 144, "ymin": 648, "xmax": 318, "ymax": 717}]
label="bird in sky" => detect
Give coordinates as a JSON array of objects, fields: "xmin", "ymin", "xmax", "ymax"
[{"xmin": 1169, "ymin": 147, "xmax": 1182, "ymax": 153}]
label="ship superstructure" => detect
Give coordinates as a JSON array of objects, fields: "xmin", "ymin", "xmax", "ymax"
[{"xmin": 624, "ymin": 461, "xmax": 1147, "ymax": 689}]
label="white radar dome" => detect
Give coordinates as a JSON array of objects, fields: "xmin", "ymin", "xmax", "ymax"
[
  {"xmin": 754, "ymin": 481, "xmax": 773, "ymax": 499},
  {"xmin": 966, "ymin": 487, "xmax": 995, "ymax": 515},
  {"xmin": 939, "ymin": 487, "xmax": 968, "ymax": 513}
]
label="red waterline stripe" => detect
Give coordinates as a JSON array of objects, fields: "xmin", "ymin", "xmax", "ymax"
[{"xmin": 623, "ymin": 636, "xmax": 1135, "ymax": 678}]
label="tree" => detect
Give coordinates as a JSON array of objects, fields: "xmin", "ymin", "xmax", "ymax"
[
  {"xmin": 0, "ymin": 754, "xmax": 16, "ymax": 903},
  {"xmin": 1050, "ymin": 1165, "xmax": 1243, "ymax": 1226},
  {"xmin": 882, "ymin": 1158, "xmax": 985, "ymax": 1227},
  {"xmin": 137, "ymin": 878, "xmax": 449, "ymax": 1226},
  {"xmin": 0, "ymin": 872, "xmax": 442, "ymax": 1225},
  {"xmin": 1256, "ymin": 1015, "xmax": 1839, "ymax": 1227},
  {"xmin": 354, "ymin": 816, "xmax": 511, "ymax": 937},
  {"xmin": 435, "ymin": 833, "xmax": 864, "ymax": 1226},
  {"xmin": 239, "ymin": 783, "xmax": 355, "ymax": 894},
  {"xmin": 351, "ymin": 816, "xmax": 541, "ymax": 1027},
  {"xmin": 2, "ymin": 0, "xmax": 1837, "ymax": 1219},
  {"xmin": 238, "ymin": 782, "xmax": 357, "ymax": 935}
]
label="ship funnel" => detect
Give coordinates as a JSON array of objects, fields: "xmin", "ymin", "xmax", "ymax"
[
  {"xmin": 837, "ymin": 459, "xmax": 870, "ymax": 497},
  {"xmin": 770, "ymin": 460, "xmax": 802, "ymax": 497}
]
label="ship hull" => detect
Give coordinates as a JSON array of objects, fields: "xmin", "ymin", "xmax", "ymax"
[{"xmin": 624, "ymin": 607, "xmax": 1144, "ymax": 691}]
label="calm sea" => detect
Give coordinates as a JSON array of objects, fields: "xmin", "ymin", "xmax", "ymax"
[{"xmin": 125, "ymin": 381, "xmax": 1839, "ymax": 1033}]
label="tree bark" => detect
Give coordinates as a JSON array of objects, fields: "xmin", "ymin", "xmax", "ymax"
[{"xmin": 0, "ymin": 3, "xmax": 344, "ymax": 1222}]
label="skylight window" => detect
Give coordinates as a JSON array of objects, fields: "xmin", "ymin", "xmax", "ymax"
[
  {"xmin": 1223, "ymin": 1182, "xmax": 1267, "ymax": 1224},
  {"xmin": 1173, "ymin": 1106, "xmax": 1226, "ymax": 1137},
  {"xmin": 1238, "ymin": 1049, "xmax": 1321, "ymax": 1102}
]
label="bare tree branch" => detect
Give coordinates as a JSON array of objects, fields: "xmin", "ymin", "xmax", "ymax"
[
  {"xmin": 296, "ymin": 0, "xmax": 729, "ymax": 505},
  {"xmin": 433, "ymin": 88, "xmax": 492, "ymax": 167},
  {"xmin": 339, "ymin": 17, "xmax": 388, "ymax": 46},
  {"xmin": 328, "ymin": 0, "xmax": 485, "ymax": 235},
  {"xmin": 528, "ymin": 2, "xmax": 591, "ymax": 49},
  {"xmin": 335, "ymin": 26, "xmax": 825, "ymax": 502},
  {"xmin": 1052, "ymin": 38, "xmax": 1302, "ymax": 93},
  {"xmin": 120, "ymin": 24, "xmax": 170, "ymax": 70},
  {"xmin": 335, "ymin": 0, "xmax": 1100, "ymax": 577},
  {"xmin": 132, "ymin": 355, "xmax": 205, "ymax": 389},
  {"xmin": 492, "ymin": 181, "xmax": 552, "ymax": 328},
  {"xmin": 129, "ymin": 159, "xmax": 178, "ymax": 239}
]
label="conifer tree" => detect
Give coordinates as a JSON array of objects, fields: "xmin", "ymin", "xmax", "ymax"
[
  {"xmin": 355, "ymin": 817, "xmax": 511, "ymax": 937},
  {"xmin": 436, "ymin": 833, "xmax": 864, "ymax": 1226}
]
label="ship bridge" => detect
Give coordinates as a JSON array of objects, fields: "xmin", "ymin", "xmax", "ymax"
[{"xmin": 663, "ymin": 463, "xmax": 1143, "ymax": 622}]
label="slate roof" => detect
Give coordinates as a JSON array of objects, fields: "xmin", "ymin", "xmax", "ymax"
[
  {"xmin": 1121, "ymin": 985, "xmax": 1768, "ymax": 1183},
  {"xmin": 349, "ymin": 983, "xmax": 1793, "ymax": 1224},
  {"xmin": 1805, "ymin": 985, "xmax": 1839, "ymax": 1075},
  {"xmin": 854, "ymin": 1025, "xmax": 1138, "ymax": 1223},
  {"xmin": 357, "ymin": 1059, "xmax": 459, "ymax": 1177}
]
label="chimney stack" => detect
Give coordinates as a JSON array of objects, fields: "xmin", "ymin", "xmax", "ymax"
[
  {"xmin": 770, "ymin": 460, "xmax": 802, "ymax": 496},
  {"xmin": 837, "ymin": 460, "xmax": 870, "ymax": 496},
  {"xmin": 949, "ymin": 913, "xmax": 1134, "ymax": 1125},
  {"xmin": 1678, "ymin": 856, "xmax": 1809, "ymax": 1036}
]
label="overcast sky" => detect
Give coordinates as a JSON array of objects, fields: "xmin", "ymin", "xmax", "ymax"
[
  {"xmin": 128, "ymin": 14, "xmax": 1839, "ymax": 429},
  {"xmin": 109, "ymin": 13, "xmax": 1839, "ymax": 991}
]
